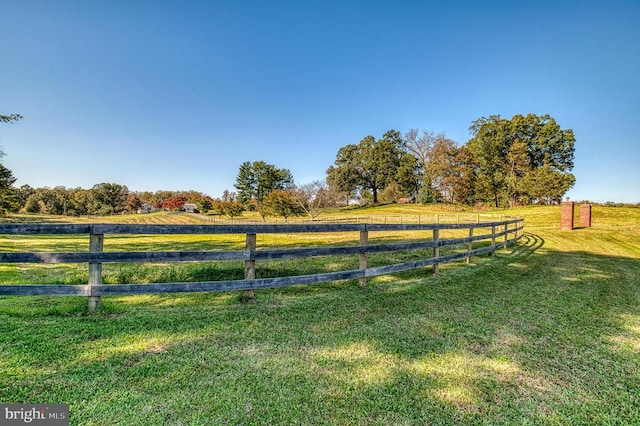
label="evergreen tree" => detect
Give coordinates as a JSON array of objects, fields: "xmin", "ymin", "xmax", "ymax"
[
  {"xmin": 0, "ymin": 113, "xmax": 21, "ymax": 214},
  {"xmin": 0, "ymin": 163, "xmax": 18, "ymax": 214},
  {"xmin": 234, "ymin": 161, "xmax": 294, "ymax": 204}
]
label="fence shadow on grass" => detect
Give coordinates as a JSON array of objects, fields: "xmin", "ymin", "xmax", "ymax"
[{"xmin": 2, "ymin": 227, "xmax": 640, "ymax": 423}]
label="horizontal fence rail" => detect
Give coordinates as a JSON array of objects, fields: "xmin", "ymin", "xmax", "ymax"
[
  {"xmin": 190, "ymin": 213, "xmax": 518, "ymax": 225},
  {"xmin": 0, "ymin": 217, "xmax": 524, "ymax": 311}
]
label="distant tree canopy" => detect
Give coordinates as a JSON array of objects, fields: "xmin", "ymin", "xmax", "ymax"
[
  {"xmin": 326, "ymin": 130, "xmax": 418, "ymax": 204},
  {"xmin": 90, "ymin": 183, "xmax": 129, "ymax": 215},
  {"xmin": 234, "ymin": 161, "xmax": 294, "ymax": 203},
  {"xmin": 19, "ymin": 185, "xmax": 216, "ymax": 216},
  {"xmin": 211, "ymin": 199, "xmax": 244, "ymax": 217},
  {"xmin": 467, "ymin": 113, "xmax": 575, "ymax": 206},
  {"xmin": 327, "ymin": 114, "xmax": 576, "ymax": 207},
  {"xmin": 260, "ymin": 189, "xmax": 304, "ymax": 220}
]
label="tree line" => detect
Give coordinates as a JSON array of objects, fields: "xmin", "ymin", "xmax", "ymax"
[
  {"xmin": 14, "ymin": 184, "xmax": 220, "ymax": 216},
  {"xmin": 232, "ymin": 113, "xmax": 576, "ymax": 214},
  {"xmin": 326, "ymin": 113, "xmax": 576, "ymax": 207},
  {"xmin": 0, "ymin": 112, "xmax": 577, "ymax": 218}
]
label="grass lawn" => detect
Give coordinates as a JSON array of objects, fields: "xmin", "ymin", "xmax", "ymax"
[{"xmin": 1, "ymin": 205, "xmax": 639, "ymax": 425}]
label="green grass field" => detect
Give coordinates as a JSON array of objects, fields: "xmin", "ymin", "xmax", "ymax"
[{"xmin": 1, "ymin": 205, "xmax": 639, "ymax": 425}]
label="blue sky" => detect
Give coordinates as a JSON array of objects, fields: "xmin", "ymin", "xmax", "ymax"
[{"xmin": 1, "ymin": 0, "xmax": 639, "ymax": 203}]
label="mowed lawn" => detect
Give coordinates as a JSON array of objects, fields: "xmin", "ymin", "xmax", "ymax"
[{"xmin": 0, "ymin": 205, "xmax": 639, "ymax": 425}]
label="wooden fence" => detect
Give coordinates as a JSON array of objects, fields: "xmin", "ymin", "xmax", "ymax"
[
  {"xmin": 200, "ymin": 213, "xmax": 515, "ymax": 225},
  {"xmin": 0, "ymin": 217, "xmax": 524, "ymax": 311}
]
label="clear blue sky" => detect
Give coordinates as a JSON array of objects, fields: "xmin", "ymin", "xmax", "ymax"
[{"xmin": 1, "ymin": 0, "xmax": 639, "ymax": 203}]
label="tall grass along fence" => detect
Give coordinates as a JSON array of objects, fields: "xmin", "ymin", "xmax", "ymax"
[{"xmin": 0, "ymin": 217, "xmax": 524, "ymax": 311}]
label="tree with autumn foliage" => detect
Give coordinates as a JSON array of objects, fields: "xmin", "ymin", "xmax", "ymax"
[
  {"xmin": 125, "ymin": 193, "xmax": 143, "ymax": 213},
  {"xmin": 161, "ymin": 196, "xmax": 187, "ymax": 211}
]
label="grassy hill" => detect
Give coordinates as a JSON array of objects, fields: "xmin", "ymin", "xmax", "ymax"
[{"xmin": 0, "ymin": 205, "xmax": 639, "ymax": 424}]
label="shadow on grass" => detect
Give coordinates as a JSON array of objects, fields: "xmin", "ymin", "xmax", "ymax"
[{"xmin": 1, "ymin": 232, "xmax": 639, "ymax": 424}]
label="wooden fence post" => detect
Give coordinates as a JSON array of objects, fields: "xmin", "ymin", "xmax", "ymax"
[
  {"xmin": 466, "ymin": 227, "xmax": 473, "ymax": 264},
  {"xmin": 433, "ymin": 228, "xmax": 440, "ymax": 275},
  {"xmin": 244, "ymin": 233, "xmax": 256, "ymax": 299},
  {"xmin": 491, "ymin": 224, "xmax": 496, "ymax": 256},
  {"xmin": 504, "ymin": 222, "xmax": 509, "ymax": 251},
  {"xmin": 359, "ymin": 230, "xmax": 368, "ymax": 287},
  {"xmin": 518, "ymin": 219, "xmax": 523, "ymax": 238},
  {"xmin": 88, "ymin": 230, "xmax": 104, "ymax": 313}
]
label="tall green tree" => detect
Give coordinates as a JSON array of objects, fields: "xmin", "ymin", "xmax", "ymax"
[
  {"xmin": 327, "ymin": 130, "xmax": 417, "ymax": 203},
  {"xmin": 68, "ymin": 187, "xmax": 89, "ymax": 216},
  {"xmin": 261, "ymin": 189, "xmax": 304, "ymax": 220},
  {"xmin": 16, "ymin": 184, "xmax": 34, "ymax": 209},
  {"xmin": 519, "ymin": 166, "xmax": 576, "ymax": 205},
  {"xmin": 467, "ymin": 113, "xmax": 575, "ymax": 207},
  {"xmin": 326, "ymin": 144, "xmax": 360, "ymax": 205},
  {"xmin": 89, "ymin": 183, "xmax": 129, "ymax": 215},
  {"xmin": 234, "ymin": 161, "xmax": 256, "ymax": 203},
  {"xmin": 425, "ymin": 136, "xmax": 458, "ymax": 202},
  {"xmin": 395, "ymin": 154, "xmax": 421, "ymax": 201},
  {"xmin": 504, "ymin": 138, "xmax": 531, "ymax": 206},
  {"xmin": 0, "ymin": 163, "xmax": 18, "ymax": 214},
  {"xmin": 21, "ymin": 187, "xmax": 64, "ymax": 215},
  {"xmin": 447, "ymin": 146, "xmax": 477, "ymax": 205},
  {"xmin": 467, "ymin": 115, "xmax": 509, "ymax": 207},
  {"xmin": 0, "ymin": 113, "xmax": 22, "ymax": 214},
  {"xmin": 234, "ymin": 161, "xmax": 293, "ymax": 203}
]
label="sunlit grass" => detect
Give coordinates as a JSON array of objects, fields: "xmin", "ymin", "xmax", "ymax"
[
  {"xmin": 0, "ymin": 205, "xmax": 639, "ymax": 424},
  {"xmin": 0, "ymin": 219, "xmax": 500, "ymax": 286}
]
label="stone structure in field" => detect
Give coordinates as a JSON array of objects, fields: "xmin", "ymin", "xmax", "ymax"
[
  {"xmin": 561, "ymin": 200, "xmax": 574, "ymax": 230},
  {"xmin": 579, "ymin": 204, "xmax": 592, "ymax": 227}
]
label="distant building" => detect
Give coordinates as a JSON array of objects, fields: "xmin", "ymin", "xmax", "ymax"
[
  {"xmin": 138, "ymin": 203, "xmax": 157, "ymax": 214},
  {"xmin": 398, "ymin": 197, "xmax": 411, "ymax": 204},
  {"xmin": 184, "ymin": 203, "xmax": 198, "ymax": 213}
]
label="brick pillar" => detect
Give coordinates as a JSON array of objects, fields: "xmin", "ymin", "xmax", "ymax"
[
  {"xmin": 561, "ymin": 201, "xmax": 574, "ymax": 230},
  {"xmin": 579, "ymin": 204, "xmax": 592, "ymax": 228}
]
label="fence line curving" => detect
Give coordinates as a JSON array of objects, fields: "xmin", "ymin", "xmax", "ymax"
[{"xmin": 0, "ymin": 217, "xmax": 524, "ymax": 311}]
